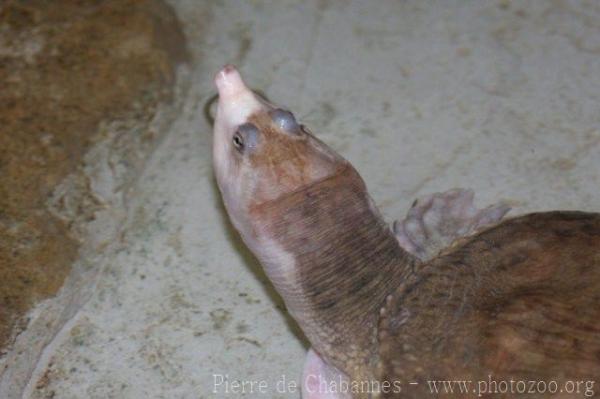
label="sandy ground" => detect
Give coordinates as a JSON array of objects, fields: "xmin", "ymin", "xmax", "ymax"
[{"xmin": 5, "ymin": 1, "xmax": 600, "ymax": 398}]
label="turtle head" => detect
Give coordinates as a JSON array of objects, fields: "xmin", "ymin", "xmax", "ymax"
[{"xmin": 212, "ymin": 65, "xmax": 345, "ymax": 233}]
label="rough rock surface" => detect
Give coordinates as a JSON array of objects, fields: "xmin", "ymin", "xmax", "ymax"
[{"xmin": 0, "ymin": 0, "xmax": 187, "ymax": 396}]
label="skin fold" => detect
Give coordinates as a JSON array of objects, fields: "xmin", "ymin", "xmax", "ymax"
[{"xmin": 212, "ymin": 65, "xmax": 600, "ymax": 399}]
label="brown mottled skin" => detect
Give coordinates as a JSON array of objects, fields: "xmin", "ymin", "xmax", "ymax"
[
  {"xmin": 379, "ymin": 212, "xmax": 600, "ymax": 398},
  {"xmin": 212, "ymin": 66, "xmax": 600, "ymax": 398}
]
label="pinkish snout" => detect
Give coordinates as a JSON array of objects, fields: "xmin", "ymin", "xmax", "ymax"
[{"xmin": 214, "ymin": 64, "xmax": 249, "ymax": 99}]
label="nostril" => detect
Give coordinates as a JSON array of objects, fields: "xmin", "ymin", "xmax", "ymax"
[
  {"xmin": 214, "ymin": 64, "xmax": 247, "ymax": 97},
  {"xmin": 222, "ymin": 64, "xmax": 236, "ymax": 75}
]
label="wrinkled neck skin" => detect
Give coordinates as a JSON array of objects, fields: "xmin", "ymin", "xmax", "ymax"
[{"xmin": 239, "ymin": 162, "xmax": 417, "ymax": 376}]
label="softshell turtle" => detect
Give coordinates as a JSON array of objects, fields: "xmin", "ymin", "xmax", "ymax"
[{"xmin": 211, "ymin": 65, "xmax": 600, "ymax": 398}]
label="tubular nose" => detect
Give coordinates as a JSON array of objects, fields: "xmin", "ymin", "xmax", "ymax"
[{"xmin": 214, "ymin": 64, "xmax": 249, "ymax": 98}]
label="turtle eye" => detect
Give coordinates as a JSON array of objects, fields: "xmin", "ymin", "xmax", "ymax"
[
  {"xmin": 269, "ymin": 108, "xmax": 300, "ymax": 134},
  {"xmin": 233, "ymin": 123, "xmax": 260, "ymax": 154},
  {"xmin": 232, "ymin": 132, "xmax": 244, "ymax": 151}
]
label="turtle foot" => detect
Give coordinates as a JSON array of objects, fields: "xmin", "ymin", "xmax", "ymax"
[
  {"xmin": 302, "ymin": 348, "xmax": 352, "ymax": 399},
  {"xmin": 393, "ymin": 188, "xmax": 510, "ymax": 260}
]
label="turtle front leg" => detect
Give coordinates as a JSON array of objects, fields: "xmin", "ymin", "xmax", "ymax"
[
  {"xmin": 302, "ymin": 349, "xmax": 352, "ymax": 399},
  {"xmin": 393, "ymin": 188, "xmax": 510, "ymax": 260}
]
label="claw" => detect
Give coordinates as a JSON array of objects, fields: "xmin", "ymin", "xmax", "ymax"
[{"xmin": 394, "ymin": 189, "xmax": 510, "ymax": 260}]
